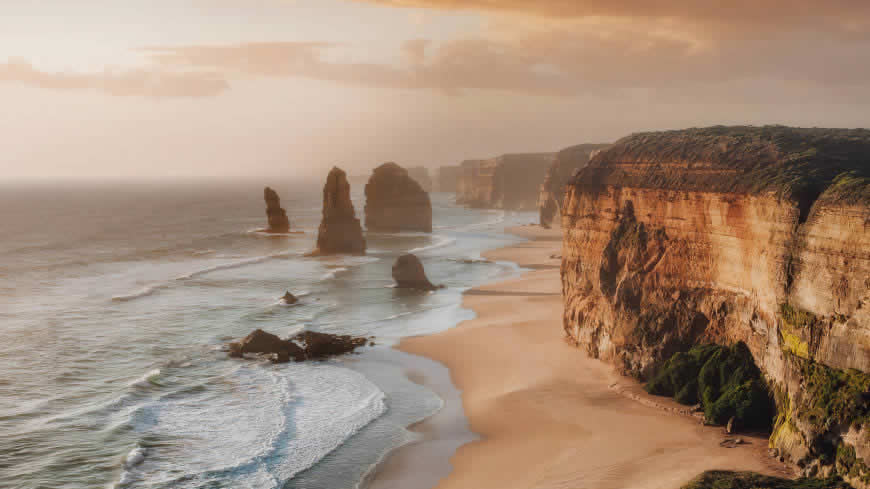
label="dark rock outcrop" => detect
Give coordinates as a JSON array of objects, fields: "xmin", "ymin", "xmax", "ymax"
[
  {"xmin": 282, "ymin": 291, "xmax": 298, "ymax": 304},
  {"xmin": 392, "ymin": 254, "xmax": 439, "ymax": 291},
  {"xmin": 263, "ymin": 187, "xmax": 290, "ymax": 233},
  {"xmin": 456, "ymin": 153, "xmax": 554, "ymax": 210},
  {"xmin": 313, "ymin": 167, "xmax": 366, "ymax": 255},
  {"xmin": 364, "ymin": 162, "xmax": 432, "ymax": 233},
  {"xmin": 228, "ymin": 329, "xmax": 305, "ymax": 361},
  {"xmin": 437, "ymin": 165, "xmax": 462, "ymax": 193},
  {"xmin": 537, "ymin": 143, "xmax": 609, "ymax": 227},
  {"xmin": 229, "ymin": 329, "xmax": 368, "ymax": 362},
  {"xmin": 407, "ymin": 166, "xmax": 433, "ymax": 192},
  {"xmin": 291, "ymin": 331, "xmax": 367, "ymax": 359},
  {"xmin": 560, "ymin": 126, "xmax": 870, "ymax": 485}
]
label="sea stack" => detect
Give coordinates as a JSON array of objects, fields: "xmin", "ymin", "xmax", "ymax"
[
  {"xmin": 263, "ymin": 186, "xmax": 290, "ymax": 233},
  {"xmin": 392, "ymin": 254, "xmax": 439, "ymax": 291},
  {"xmin": 365, "ymin": 162, "xmax": 433, "ymax": 233},
  {"xmin": 313, "ymin": 167, "xmax": 366, "ymax": 255}
]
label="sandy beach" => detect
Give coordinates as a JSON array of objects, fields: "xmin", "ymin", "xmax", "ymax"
[{"xmin": 371, "ymin": 225, "xmax": 790, "ymax": 489}]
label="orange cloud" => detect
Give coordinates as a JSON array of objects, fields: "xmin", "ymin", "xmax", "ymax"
[{"xmin": 0, "ymin": 58, "xmax": 229, "ymax": 97}]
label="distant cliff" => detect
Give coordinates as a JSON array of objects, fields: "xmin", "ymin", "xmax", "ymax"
[
  {"xmin": 559, "ymin": 126, "xmax": 870, "ymax": 485},
  {"xmin": 456, "ymin": 153, "xmax": 554, "ymax": 210},
  {"xmin": 537, "ymin": 143, "xmax": 610, "ymax": 227},
  {"xmin": 437, "ymin": 165, "xmax": 462, "ymax": 193}
]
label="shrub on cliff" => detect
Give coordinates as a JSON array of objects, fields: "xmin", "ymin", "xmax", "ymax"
[
  {"xmin": 681, "ymin": 470, "xmax": 852, "ymax": 489},
  {"xmin": 646, "ymin": 342, "xmax": 773, "ymax": 430}
]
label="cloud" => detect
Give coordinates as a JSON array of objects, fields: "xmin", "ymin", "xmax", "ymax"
[
  {"xmin": 352, "ymin": 0, "xmax": 870, "ymax": 34},
  {"xmin": 0, "ymin": 58, "xmax": 229, "ymax": 97}
]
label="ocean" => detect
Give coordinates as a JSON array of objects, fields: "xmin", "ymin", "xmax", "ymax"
[{"xmin": 0, "ymin": 180, "xmax": 534, "ymax": 489}]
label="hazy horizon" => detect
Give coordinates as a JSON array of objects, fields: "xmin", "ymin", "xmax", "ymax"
[{"xmin": 3, "ymin": 0, "xmax": 870, "ymax": 180}]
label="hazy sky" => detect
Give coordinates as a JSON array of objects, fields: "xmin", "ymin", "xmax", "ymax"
[{"xmin": 2, "ymin": 0, "xmax": 870, "ymax": 179}]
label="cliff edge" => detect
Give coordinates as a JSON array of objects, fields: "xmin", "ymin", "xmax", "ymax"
[
  {"xmin": 538, "ymin": 143, "xmax": 609, "ymax": 227},
  {"xmin": 560, "ymin": 126, "xmax": 870, "ymax": 485}
]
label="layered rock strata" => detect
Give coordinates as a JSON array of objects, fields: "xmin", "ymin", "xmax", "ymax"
[
  {"xmin": 537, "ymin": 143, "xmax": 609, "ymax": 227},
  {"xmin": 559, "ymin": 126, "xmax": 870, "ymax": 485},
  {"xmin": 364, "ymin": 162, "xmax": 432, "ymax": 233},
  {"xmin": 313, "ymin": 167, "xmax": 366, "ymax": 255},
  {"xmin": 263, "ymin": 186, "xmax": 290, "ymax": 233},
  {"xmin": 456, "ymin": 153, "xmax": 554, "ymax": 210}
]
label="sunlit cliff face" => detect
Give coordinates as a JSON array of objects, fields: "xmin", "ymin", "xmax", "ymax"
[{"xmin": 1, "ymin": 0, "xmax": 869, "ymax": 180}]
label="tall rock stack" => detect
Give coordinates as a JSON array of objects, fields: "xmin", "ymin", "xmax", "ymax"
[
  {"xmin": 537, "ymin": 143, "xmax": 609, "ymax": 227},
  {"xmin": 365, "ymin": 162, "xmax": 432, "ymax": 233},
  {"xmin": 559, "ymin": 126, "xmax": 870, "ymax": 485},
  {"xmin": 263, "ymin": 187, "xmax": 290, "ymax": 233},
  {"xmin": 313, "ymin": 167, "xmax": 366, "ymax": 255},
  {"xmin": 406, "ymin": 166, "xmax": 433, "ymax": 192}
]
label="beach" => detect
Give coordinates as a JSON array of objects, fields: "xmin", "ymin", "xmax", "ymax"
[{"xmin": 371, "ymin": 224, "xmax": 790, "ymax": 489}]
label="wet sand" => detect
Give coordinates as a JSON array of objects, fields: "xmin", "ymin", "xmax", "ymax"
[{"xmin": 370, "ymin": 224, "xmax": 788, "ymax": 489}]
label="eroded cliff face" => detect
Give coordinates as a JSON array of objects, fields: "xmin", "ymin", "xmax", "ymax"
[
  {"xmin": 560, "ymin": 126, "xmax": 870, "ymax": 485},
  {"xmin": 456, "ymin": 153, "xmax": 554, "ymax": 210},
  {"xmin": 437, "ymin": 165, "xmax": 462, "ymax": 193},
  {"xmin": 537, "ymin": 143, "xmax": 609, "ymax": 227},
  {"xmin": 364, "ymin": 162, "xmax": 432, "ymax": 233}
]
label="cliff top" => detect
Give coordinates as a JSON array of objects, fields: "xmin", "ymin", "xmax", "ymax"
[{"xmin": 572, "ymin": 125, "xmax": 870, "ymax": 205}]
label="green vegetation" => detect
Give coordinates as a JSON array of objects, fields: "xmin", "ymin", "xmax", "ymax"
[
  {"xmin": 836, "ymin": 444, "xmax": 870, "ymax": 485},
  {"xmin": 793, "ymin": 357, "xmax": 870, "ymax": 431},
  {"xmin": 681, "ymin": 470, "xmax": 852, "ymax": 489},
  {"xmin": 779, "ymin": 304, "xmax": 816, "ymax": 359},
  {"xmin": 645, "ymin": 342, "xmax": 773, "ymax": 430}
]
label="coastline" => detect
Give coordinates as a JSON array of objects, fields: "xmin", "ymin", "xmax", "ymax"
[{"xmin": 369, "ymin": 224, "xmax": 791, "ymax": 489}]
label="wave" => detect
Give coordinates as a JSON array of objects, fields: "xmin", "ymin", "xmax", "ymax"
[
  {"xmin": 112, "ymin": 251, "xmax": 299, "ymax": 302},
  {"xmin": 128, "ymin": 369, "xmax": 163, "ymax": 390},
  {"xmin": 454, "ymin": 211, "xmax": 506, "ymax": 231},
  {"xmin": 408, "ymin": 235, "xmax": 456, "ymax": 254},
  {"xmin": 114, "ymin": 364, "xmax": 386, "ymax": 488},
  {"xmin": 320, "ymin": 267, "xmax": 349, "ymax": 281}
]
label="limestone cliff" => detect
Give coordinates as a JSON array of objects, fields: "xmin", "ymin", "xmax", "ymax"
[
  {"xmin": 456, "ymin": 153, "xmax": 554, "ymax": 210},
  {"xmin": 313, "ymin": 167, "xmax": 366, "ymax": 255},
  {"xmin": 559, "ymin": 126, "xmax": 870, "ymax": 485},
  {"xmin": 364, "ymin": 162, "xmax": 432, "ymax": 233},
  {"xmin": 263, "ymin": 186, "xmax": 290, "ymax": 233},
  {"xmin": 437, "ymin": 165, "xmax": 462, "ymax": 193},
  {"xmin": 537, "ymin": 143, "xmax": 609, "ymax": 227}
]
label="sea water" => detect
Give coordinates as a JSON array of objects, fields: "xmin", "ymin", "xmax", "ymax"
[{"xmin": 0, "ymin": 180, "xmax": 533, "ymax": 489}]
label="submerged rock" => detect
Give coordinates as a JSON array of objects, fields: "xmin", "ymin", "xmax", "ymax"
[
  {"xmin": 364, "ymin": 162, "xmax": 432, "ymax": 233},
  {"xmin": 313, "ymin": 167, "xmax": 366, "ymax": 255},
  {"xmin": 392, "ymin": 253, "xmax": 440, "ymax": 291},
  {"xmin": 263, "ymin": 187, "xmax": 290, "ymax": 233}
]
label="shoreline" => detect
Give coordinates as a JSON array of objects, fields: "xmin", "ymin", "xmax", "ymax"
[{"xmin": 369, "ymin": 224, "xmax": 790, "ymax": 489}]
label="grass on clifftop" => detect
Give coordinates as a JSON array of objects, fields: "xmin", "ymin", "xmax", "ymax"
[
  {"xmin": 577, "ymin": 125, "xmax": 870, "ymax": 206},
  {"xmin": 646, "ymin": 342, "xmax": 773, "ymax": 430},
  {"xmin": 681, "ymin": 471, "xmax": 852, "ymax": 489}
]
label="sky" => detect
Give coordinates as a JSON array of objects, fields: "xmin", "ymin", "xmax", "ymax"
[{"xmin": 2, "ymin": 0, "xmax": 870, "ymax": 180}]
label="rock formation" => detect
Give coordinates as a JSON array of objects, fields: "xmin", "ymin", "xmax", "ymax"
[
  {"xmin": 392, "ymin": 254, "xmax": 439, "ymax": 291},
  {"xmin": 456, "ymin": 153, "xmax": 554, "ymax": 210},
  {"xmin": 313, "ymin": 167, "xmax": 366, "ymax": 255},
  {"xmin": 228, "ymin": 329, "xmax": 367, "ymax": 362},
  {"xmin": 559, "ymin": 126, "xmax": 870, "ymax": 485},
  {"xmin": 437, "ymin": 165, "xmax": 462, "ymax": 193},
  {"xmin": 281, "ymin": 291, "xmax": 298, "ymax": 304},
  {"xmin": 364, "ymin": 162, "xmax": 433, "ymax": 233},
  {"xmin": 537, "ymin": 143, "xmax": 609, "ymax": 227},
  {"xmin": 228, "ymin": 329, "xmax": 305, "ymax": 362},
  {"xmin": 406, "ymin": 166, "xmax": 433, "ymax": 192},
  {"xmin": 263, "ymin": 187, "xmax": 290, "ymax": 233}
]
